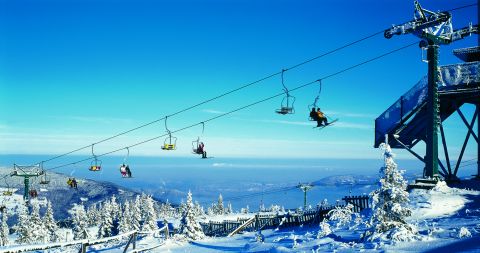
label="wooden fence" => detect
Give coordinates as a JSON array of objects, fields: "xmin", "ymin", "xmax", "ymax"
[
  {"xmin": 201, "ymin": 195, "xmax": 370, "ymax": 237},
  {"xmin": 342, "ymin": 195, "xmax": 370, "ymax": 213}
]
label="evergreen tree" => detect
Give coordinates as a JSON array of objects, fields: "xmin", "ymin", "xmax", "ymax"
[
  {"xmin": 226, "ymin": 202, "xmax": 233, "ymax": 214},
  {"xmin": 15, "ymin": 203, "xmax": 32, "ymax": 244},
  {"xmin": 70, "ymin": 204, "xmax": 89, "ymax": 240},
  {"xmin": 86, "ymin": 203, "xmax": 99, "ymax": 226},
  {"xmin": 141, "ymin": 195, "xmax": 158, "ymax": 232},
  {"xmin": 179, "ymin": 191, "xmax": 204, "ymax": 240},
  {"xmin": 30, "ymin": 201, "xmax": 47, "ymax": 243},
  {"xmin": 160, "ymin": 200, "xmax": 173, "ymax": 217},
  {"xmin": 216, "ymin": 194, "xmax": 224, "ymax": 215},
  {"xmin": 109, "ymin": 196, "xmax": 121, "ymax": 235},
  {"xmin": 364, "ymin": 142, "xmax": 418, "ymax": 242},
  {"xmin": 0, "ymin": 212, "xmax": 9, "ymax": 246},
  {"xmin": 130, "ymin": 199, "xmax": 141, "ymax": 231},
  {"xmin": 118, "ymin": 201, "xmax": 133, "ymax": 233},
  {"xmin": 43, "ymin": 201, "xmax": 59, "ymax": 242},
  {"xmin": 98, "ymin": 201, "xmax": 114, "ymax": 238}
]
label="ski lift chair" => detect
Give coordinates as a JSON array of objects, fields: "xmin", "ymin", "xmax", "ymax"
[
  {"xmin": 192, "ymin": 138, "xmax": 202, "ymax": 154},
  {"xmin": 89, "ymin": 158, "xmax": 102, "ymax": 171},
  {"xmin": 39, "ymin": 172, "xmax": 50, "ymax": 185},
  {"xmin": 161, "ymin": 135, "xmax": 177, "ymax": 150},
  {"xmin": 275, "ymin": 94, "xmax": 296, "ymax": 115},
  {"xmin": 2, "ymin": 191, "xmax": 12, "ymax": 196},
  {"xmin": 192, "ymin": 138, "xmax": 207, "ymax": 158},
  {"xmin": 2, "ymin": 179, "xmax": 13, "ymax": 196}
]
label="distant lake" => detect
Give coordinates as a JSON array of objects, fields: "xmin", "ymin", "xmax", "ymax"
[{"xmin": 0, "ymin": 155, "xmax": 475, "ymax": 211}]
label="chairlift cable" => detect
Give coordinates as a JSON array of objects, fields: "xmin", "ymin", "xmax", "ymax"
[
  {"xmin": 42, "ymin": 41, "xmax": 418, "ymax": 172},
  {"xmin": 31, "ymin": 30, "xmax": 393, "ymax": 166},
  {"xmin": 29, "ymin": 3, "xmax": 474, "ymax": 167}
]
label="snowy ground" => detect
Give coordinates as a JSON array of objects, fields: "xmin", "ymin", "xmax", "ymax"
[
  {"xmin": 135, "ymin": 179, "xmax": 480, "ymax": 252},
  {"xmin": 11, "ymin": 178, "xmax": 473, "ymax": 253}
]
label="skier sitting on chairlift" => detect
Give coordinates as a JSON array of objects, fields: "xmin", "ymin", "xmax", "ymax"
[
  {"xmin": 310, "ymin": 107, "xmax": 328, "ymax": 127},
  {"xmin": 126, "ymin": 165, "xmax": 132, "ymax": 178},
  {"xmin": 194, "ymin": 142, "xmax": 207, "ymax": 158}
]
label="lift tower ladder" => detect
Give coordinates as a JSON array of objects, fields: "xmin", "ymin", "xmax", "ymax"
[{"xmin": 383, "ymin": 1, "xmax": 478, "ymax": 179}]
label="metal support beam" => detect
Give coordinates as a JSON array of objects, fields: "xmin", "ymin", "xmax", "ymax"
[
  {"xmin": 394, "ymin": 136, "xmax": 425, "ymax": 162},
  {"xmin": 456, "ymin": 107, "xmax": 479, "ymax": 142},
  {"xmin": 438, "ymin": 159, "xmax": 449, "ymax": 177},
  {"xmin": 439, "ymin": 123, "xmax": 452, "ymax": 175},
  {"xmin": 477, "ymin": 103, "xmax": 480, "ymax": 179},
  {"xmin": 453, "ymin": 109, "xmax": 478, "ymax": 176},
  {"xmin": 425, "ymin": 43, "xmax": 440, "ymax": 178}
]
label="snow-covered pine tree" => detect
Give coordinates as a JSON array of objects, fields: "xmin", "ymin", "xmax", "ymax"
[
  {"xmin": 216, "ymin": 194, "xmax": 224, "ymax": 215},
  {"xmin": 86, "ymin": 204, "xmax": 99, "ymax": 227},
  {"xmin": 109, "ymin": 195, "xmax": 121, "ymax": 235},
  {"xmin": 226, "ymin": 202, "xmax": 233, "ymax": 214},
  {"xmin": 0, "ymin": 212, "xmax": 9, "ymax": 246},
  {"xmin": 43, "ymin": 201, "xmax": 59, "ymax": 242},
  {"xmin": 160, "ymin": 200, "xmax": 173, "ymax": 218},
  {"xmin": 141, "ymin": 195, "xmax": 158, "ymax": 232},
  {"xmin": 118, "ymin": 201, "xmax": 133, "ymax": 233},
  {"xmin": 179, "ymin": 191, "xmax": 205, "ymax": 240},
  {"xmin": 15, "ymin": 203, "xmax": 32, "ymax": 244},
  {"xmin": 364, "ymin": 141, "xmax": 418, "ymax": 242},
  {"xmin": 70, "ymin": 204, "xmax": 89, "ymax": 240},
  {"xmin": 98, "ymin": 200, "xmax": 114, "ymax": 238},
  {"xmin": 207, "ymin": 205, "xmax": 215, "ymax": 216},
  {"xmin": 130, "ymin": 199, "xmax": 141, "ymax": 231},
  {"xmin": 30, "ymin": 201, "xmax": 48, "ymax": 243},
  {"xmin": 193, "ymin": 201, "xmax": 204, "ymax": 217},
  {"xmin": 139, "ymin": 193, "xmax": 148, "ymax": 221}
]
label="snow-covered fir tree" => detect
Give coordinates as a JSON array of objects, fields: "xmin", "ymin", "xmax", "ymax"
[
  {"xmin": 118, "ymin": 201, "xmax": 133, "ymax": 233},
  {"xmin": 109, "ymin": 195, "xmax": 121, "ymax": 235},
  {"xmin": 160, "ymin": 200, "xmax": 174, "ymax": 218},
  {"xmin": 86, "ymin": 204, "xmax": 99, "ymax": 227},
  {"xmin": 30, "ymin": 201, "xmax": 48, "ymax": 243},
  {"xmin": 363, "ymin": 141, "xmax": 418, "ymax": 242},
  {"xmin": 43, "ymin": 201, "xmax": 59, "ymax": 242},
  {"xmin": 193, "ymin": 201, "xmax": 205, "ymax": 217},
  {"xmin": 226, "ymin": 202, "xmax": 233, "ymax": 214},
  {"xmin": 130, "ymin": 199, "xmax": 141, "ymax": 231},
  {"xmin": 98, "ymin": 200, "xmax": 114, "ymax": 238},
  {"xmin": 15, "ymin": 203, "xmax": 32, "ymax": 244},
  {"xmin": 0, "ymin": 212, "xmax": 9, "ymax": 246},
  {"xmin": 141, "ymin": 195, "xmax": 158, "ymax": 232},
  {"xmin": 70, "ymin": 203, "xmax": 89, "ymax": 240},
  {"xmin": 179, "ymin": 191, "xmax": 205, "ymax": 240},
  {"xmin": 216, "ymin": 194, "xmax": 224, "ymax": 215},
  {"xmin": 110, "ymin": 196, "xmax": 121, "ymax": 221}
]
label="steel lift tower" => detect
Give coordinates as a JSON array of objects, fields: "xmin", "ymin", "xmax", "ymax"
[
  {"xmin": 11, "ymin": 164, "xmax": 44, "ymax": 200},
  {"xmin": 383, "ymin": 1, "xmax": 478, "ymax": 180}
]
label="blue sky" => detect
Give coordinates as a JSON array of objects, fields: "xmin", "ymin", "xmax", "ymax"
[{"xmin": 0, "ymin": 0, "xmax": 478, "ymax": 162}]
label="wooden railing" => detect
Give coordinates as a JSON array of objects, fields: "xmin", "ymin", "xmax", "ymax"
[{"xmin": 0, "ymin": 226, "xmax": 170, "ymax": 253}]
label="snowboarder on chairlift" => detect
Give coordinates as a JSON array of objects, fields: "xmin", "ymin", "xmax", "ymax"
[
  {"xmin": 126, "ymin": 165, "xmax": 132, "ymax": 178},
  {"xmin": 71, "ymin": 178, "xmax": 78, "ymax": 189},
  {"xmin": 199, "ymin": 142, "xmax": 207, "ymax": 158},
  {"xmin": 316, "ymin": 108, "xmax": 328, "ymax": 126},
  {"xmin": 120, "ymin": 164, "xmax": 127, "ymax": 177}
]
